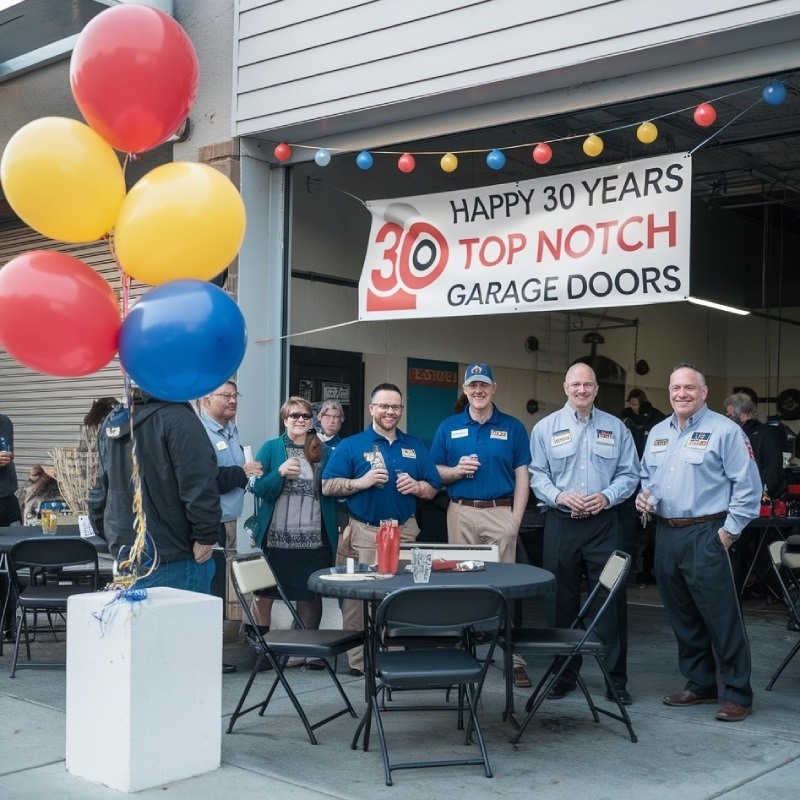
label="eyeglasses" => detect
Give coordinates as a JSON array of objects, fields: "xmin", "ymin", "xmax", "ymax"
[
  {"xmin": 286, "ymin": 412, "xmax": 312, "ymax": 420},
  {"xmin": 212, "ymin": 392, "xmax": 241, "ymax": 400},
  {"xmin": 567, "ymin": 382, "xmax": 597, "ymax": 390},
  {"xmin": 320, "ymin": 413, "xmax": 342, "ymax": 420},
  {"xmin": 371, "ymin": 403, "xmax": 404, "ymax": 413}
]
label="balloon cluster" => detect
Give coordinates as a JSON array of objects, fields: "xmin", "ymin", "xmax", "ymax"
[
  {"xmin": 0, "ymin": 5, "xmax": 247, "ymax": 400},
  {"xmin": 271, "ymin": 80, "xmax": 789, "ymax": 174}
]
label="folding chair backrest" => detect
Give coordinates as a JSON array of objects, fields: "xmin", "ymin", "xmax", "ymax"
[
  {"xmin": 768, "ymin": 541, "xmax": 800, "ymax": 627},
  {"xmin": 598, "ymin": 550, "xmax": 631, "ymax": 593},
  {"xmin": 231, "ymin": 554, "xmax": 277, "ymax": 594},
  {"xmin": 399, "ymin": 543, "xmax": 500, "ymax": 564},
  {"xmin": 768, "ymin": 540, "xmax": 784, "ymax": 568},
  {"xmin": 9, "ymin": 536, "xmax": 99, "ymax": 588},
  {"xmin": 376, "ymin": 586, "xmax": 505, "ymax": 641},
  {"xmin": 781, "ymin": 540, "xmax": 800, "ymax": 571}
]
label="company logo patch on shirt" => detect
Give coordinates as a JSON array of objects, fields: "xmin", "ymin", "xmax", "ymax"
[
  {"xmin": 215, "ymin": 440, "xmax": 229, "ymax": 451},
  {"xmin": 401, "ymin": 448, "xmax": 417, "ymax": 458},
  {"xmin": 686, "ymin": 432, "xmax": 711, "ymax": 449},
  {"xmin": 450, "ymin": 428, "xmax": 468, "ymax": 439},
  {"xmin": 651, "ymin": 438, "xmax": 669, "ymax": 452},
  {"xmin": 744, "ymin": 438, "xmax": 755, "ymax": 460},
  {"xmin": 490, "ymin": 429, "xmax": 508, "ymax": 440},
  {"xmin": 552, "ymin": 429, "xmax": 572, "ymax": 446},
  {"xmin": 596, "ymin": 429, "xmax": 615, "ymax": 446}
]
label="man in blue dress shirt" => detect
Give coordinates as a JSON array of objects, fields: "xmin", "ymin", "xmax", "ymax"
[
  {"xmin": 322, "ymin": 382, "xmax": 441, "ymax": 675},
  {"xmin": 637, "ymin": 363, "xmax": 760, "ymax": 722},
  {"xmin": 530, "ymin": 362, "xmax": 639, "ymax": 704}
]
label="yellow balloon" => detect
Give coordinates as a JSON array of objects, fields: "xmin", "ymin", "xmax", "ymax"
[
  {"xmin": 583, "ymin": 135, "xmax": 604, "ymax": 158},
  {"xmin": 114, "ymin": 162, "xmax": 247, "ymax": 285},
  {"xmin": 0, "ymin": 117, "xmax": 125, "ymax": 243},
  {"xmin": 637, "ymin": 121, "xmax": 658, "ymax": 144},
  {"xmin": 440, "ymin": 152, "xmax": 458, "ymax": 173}
]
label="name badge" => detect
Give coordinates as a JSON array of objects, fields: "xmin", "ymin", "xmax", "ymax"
[
  {"xmin": 552, "ymin": 429, "xmax": 571, "ymax": 446},
  {"xmin": 401, "ymin": 448, "xmax": 417, "ymax": 458},
  {"xmin": 490, "ymin": 429, "xmax": 508, "ymax": 440},
  {"xmin": 596, "ymin": 429, "xmax": 614, "ymax": 446},
  {"xmin": 215, "ymin": 440, "xmax": 229, "ymax": 451},
  {"xmin": 686, "ymin": 432, "xmax": 710, "ymax": 449},
  {"xmin": 450, "ymin": 428, "xmax": 468, "ymax": 439},
  {"xmin": 651, "ymin": 438, "xmax": 669, "ymax": 452}
]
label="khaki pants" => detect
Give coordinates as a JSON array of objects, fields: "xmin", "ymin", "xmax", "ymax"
[
  {"xmin": 447, "ymin": 502, "xmax": 526, "ymax": 668},
  {"xmin": 338, "ymin": 517, "xmax": 419, "ymax": 672}
]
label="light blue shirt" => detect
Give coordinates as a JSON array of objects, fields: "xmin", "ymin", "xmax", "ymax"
[
  {"xmin": 200, "ymin": 411, "xmax": 245, "ymax": 522},
  {"xmin": 640, "ymin": 404, "xmax": 761, "ymax": 536},
  {"xmin": 530, "ymin": 402, "xmax": 639, "ymax": 511}
]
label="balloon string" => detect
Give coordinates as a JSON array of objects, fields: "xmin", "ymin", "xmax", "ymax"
[
  {"xmin": 253, "ymin": 318, "xmax": 360, "ymax": 344},
  {"xmin": 689, "ymin": 97, "xmax": 765, "ymax": 154}
]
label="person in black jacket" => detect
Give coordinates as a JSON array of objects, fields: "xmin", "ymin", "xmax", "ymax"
[
  {"xmin": 620, "ymin": 389, "xmax": 666, "ymax": 584},
  {"xmin": 88, "ymin": 392, "xmax": 222, "ymax": 594}
]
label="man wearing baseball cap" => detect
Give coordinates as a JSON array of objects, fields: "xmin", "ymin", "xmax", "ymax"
[{"xmin": 431, "ymin": 362, "xmax": 532, "ymax": 688}]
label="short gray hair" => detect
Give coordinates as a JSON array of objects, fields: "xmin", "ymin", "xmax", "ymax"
[
  {"xmin": 318, "ymin": 399, "xmax": 344, "ymax": 421},
  {"xmin": 724, "ymin": 392, "xmax": 756, "ymax": 417}
]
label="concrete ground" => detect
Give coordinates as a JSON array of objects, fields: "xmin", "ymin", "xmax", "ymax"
[{"xmin": 1, "ymin": 583, "xmax": 799, "ymax": 799}]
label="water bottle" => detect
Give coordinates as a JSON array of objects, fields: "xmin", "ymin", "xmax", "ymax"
[{"xmin": 0, "ymin": 436, "xmax": 8, "ymax": 453}]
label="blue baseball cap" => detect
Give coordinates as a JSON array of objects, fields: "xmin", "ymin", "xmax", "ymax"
[{"xmin": 464, "ymin": 363, "xmax": 494, "ymax": 385}]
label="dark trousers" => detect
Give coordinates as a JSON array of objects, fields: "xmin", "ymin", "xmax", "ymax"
[
  {"xmin": 543, "ymin": 509, "xmax": 628, "ymax": 684},
  {"xmin": 0, "ymin": 495, "xmax": 21, "ymax": 527},
  {"xmin": 654, "ymin": 520, "xmax": 752, "ymax": 706}
]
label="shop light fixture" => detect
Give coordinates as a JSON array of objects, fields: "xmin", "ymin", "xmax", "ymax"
[{"xmin": 686, "ymin": 296, "xmax": 751, "ymax": 316}]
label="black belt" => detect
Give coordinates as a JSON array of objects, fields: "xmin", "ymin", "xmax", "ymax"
[
  {"xmin": 452, "ymin": 498, "xmax": 513, "ymax": 509},
  {"xmin": 659, "ymin": 513, "xmax": 726, "ymax": 528}
]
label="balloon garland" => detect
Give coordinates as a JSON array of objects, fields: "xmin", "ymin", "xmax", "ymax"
[{"xmin": 271, "ymin": 79, "xmax": 790, "ymax": 173}]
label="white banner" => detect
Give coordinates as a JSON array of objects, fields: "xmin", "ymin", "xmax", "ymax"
[{"xmin": 359, "ymin": 152, "xmax": 692, "ymax": 320}]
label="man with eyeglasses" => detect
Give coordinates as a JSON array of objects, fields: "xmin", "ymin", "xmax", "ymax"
[
  {"xmin": 322, "ymin": 382, "xmax": 441, "ymax": 675},
  {"xmin": 199, "ymin": 380, "xmax": 263, "ymax": 673},
  {"xmin": 530, "ymin": 362, "xmax": 639, "ymax": 705},
  {"xmin": 431, "ymin": 362, "xmax": 533, "ymax": 688}
]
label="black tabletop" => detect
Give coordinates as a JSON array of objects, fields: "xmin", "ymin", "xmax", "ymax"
[
  {"xmin": 0, "ymin": 524, "xmax": 108, "ymax": 554},
  {"xmin": 308, "ymin": 561, "xmax": 555, "ymax": 602},
  {"xmin": 746, "ymin": 516, "xmax": 799, "ymax": 530}
]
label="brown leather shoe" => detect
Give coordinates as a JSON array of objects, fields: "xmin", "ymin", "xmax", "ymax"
[
  {"xmin": 663, "ymin": 690, "xmax": 719, "ymax": 706},
  {"xmin": 716, "ymin": 700, "xmax": 753, "ymax": 722},
  {"xmin": 513, "ymin": 666, "xmax": 532, "ymax": 689}
]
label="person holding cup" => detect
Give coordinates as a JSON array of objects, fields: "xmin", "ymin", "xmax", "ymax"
[
  {"xmin": 431, "ymin": 362, "xmax": 532, "ymax": 687},
  {"xmin": 248, "ymin": 397, "xmax": 338, "ymax": 651}
]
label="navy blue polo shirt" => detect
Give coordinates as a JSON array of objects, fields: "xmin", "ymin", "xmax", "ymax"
[
  {"xmin": 322, "ymin": 425, "xmax": 441, "ymax": 526},
  {"xmin": 430, "ymin": 405, "xmax": 530, "ymax": 500}
]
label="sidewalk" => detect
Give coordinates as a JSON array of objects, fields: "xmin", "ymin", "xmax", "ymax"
[{"xmin": 1, "ymin": 587, "xmax": 799, "ymax": 798}]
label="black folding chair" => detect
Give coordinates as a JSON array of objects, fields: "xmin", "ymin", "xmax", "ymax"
[
  {"xmin": 502, "ymin": 550, "xmax": 637, "ymax": 745},
  {"xmin": 226, "ymin": 553, "xmax": 363, "ymax": 744},
  {"xmin": 7, "ymin": 536, "xmax": 99, "ymax": 677},
  {"xmin": 765, "ymin": 539, "xmax": 800, "ymax": 691},
  {"xmin": 353, "ymin": 584, "xmax": 506, "ymax": 786}
]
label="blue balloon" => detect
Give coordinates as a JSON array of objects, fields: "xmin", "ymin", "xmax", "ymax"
[
  {"xmin": 763, "ymin": 81, "xmax": 787, "ymax": 105},
  {"xmin": 119, "ymin": 280, "xmax": 247, "ymax": 402},
  {"xmin": 314, "ymin": 148, "xmax": 331, "ymax": 167},
  {"xmin": 356, "ymin": 150, "xmax": 374, "ymax": 170},
  {"xmin": 486, "ymin": 149, "xmax": 506, "ymax": 170}
]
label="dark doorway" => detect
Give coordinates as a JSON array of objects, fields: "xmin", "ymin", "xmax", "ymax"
[{"xmin": 290, "ymin": 346, "xmax": 364, "ymax": 438}]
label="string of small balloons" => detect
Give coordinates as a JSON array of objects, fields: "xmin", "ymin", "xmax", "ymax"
[{"xmin": 271, "ymin": 80, "xmax": 788, "ymax": 173}]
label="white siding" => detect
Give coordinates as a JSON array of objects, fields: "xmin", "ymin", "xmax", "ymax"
[{"xmin": 234, "ymin": 0, "xmax": 800, "ymax": 141}]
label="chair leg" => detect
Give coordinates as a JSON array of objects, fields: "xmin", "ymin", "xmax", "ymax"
[
  {"xmin": 765, "ymin": 640, "xmax": 800, "ymax": 691},
  {"xmin": 575, "ymin": 673, "xmax": 601, "ymax": 723},
  {"xmin": 465, "ymin": 683, "xmax": 493, "ymax": 778},
  {"xmin": 226, "ymin": 658, "xmax": 263, "ymax": 733},
  {"xmin": 269, "ymin": 662, "xmax": 320, "ymax": 744},
  {"xmin": 594, "ymin": 658, "xmax": 638, "ymax": 743},
  {"xmin": 370, "ymin": 694, "xmax": 394, "ymax": 786},
  {"xmin": 321, "ymin": 659, "xmax": 358, "ymax": 719},
  {"xmin": 10, "ymin": 613, "xmax": 27, "ymax": 678},
  {"xmin": 511, "ymin": 658, "xmax": 577, "ymax": 745}
]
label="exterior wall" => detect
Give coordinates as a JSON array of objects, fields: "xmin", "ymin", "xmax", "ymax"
[{"xmin": 234, "ymin": 0, "xmax": 800, "ymax": 145}]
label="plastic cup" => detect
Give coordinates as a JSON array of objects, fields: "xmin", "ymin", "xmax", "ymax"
[
  {"xmin": 411, "ymin": 548, "xmax": 433, "ymax": 583},
  {"xmin": 40, "ymin": 510, "xmax": 58, "ymax": 534}
]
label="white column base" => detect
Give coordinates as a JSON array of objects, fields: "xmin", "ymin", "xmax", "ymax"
[{"xmin": 65, "ymin": 587, "xmax": 222, "ymax": 793}]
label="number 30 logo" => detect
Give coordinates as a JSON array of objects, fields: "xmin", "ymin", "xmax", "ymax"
[{"xmin": 366, "ymin": 207, "xmax": 449, "ymax": 312}]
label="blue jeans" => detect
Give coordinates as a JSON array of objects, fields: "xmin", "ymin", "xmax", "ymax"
[{"xmin": 135, "ymin": 557, "xmax": 215, "ymax": 594}]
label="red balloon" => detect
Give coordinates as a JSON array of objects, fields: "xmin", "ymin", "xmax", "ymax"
[
  {"xmin": 70, "ymin": 5, "xmax": 199, "ymax": 153},
  {"xmin": 0, "ymin": 251, "xmax": 120, "ymax": 376},
  {"xmin": 532, "ymin": 143, "xmax": 552, "ymax": 165},
  {"xmin": 398, "ymin": 153, "xmax": 416, "ymax": 173},
  {"xmin": 274, "ymin": 143, "xmax": 292, "ymax": 162},
  {"xmin": 693, "ymin": 103, "xmax": 717, "ymax": 127}
]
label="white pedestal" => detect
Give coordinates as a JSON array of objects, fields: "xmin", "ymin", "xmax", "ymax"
[{"xmin": 65, "ymin": 588, "xmax": 222, "ymax": 793}]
